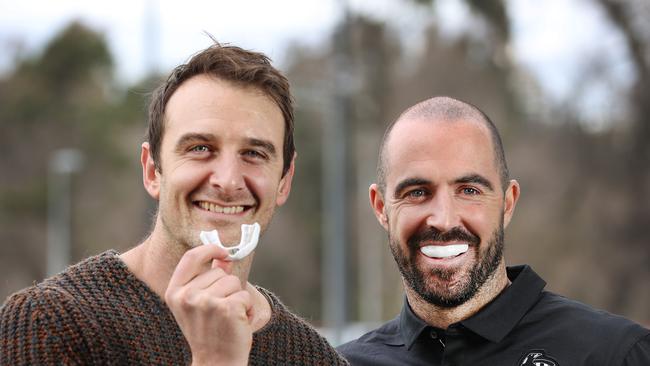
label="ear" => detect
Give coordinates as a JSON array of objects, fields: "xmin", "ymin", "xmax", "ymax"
[
  {"xmin": 275, "ymin": 152, "xmax": 296, "ymax": 206},
  {"xmin": 502, "ymin": 179, "xmax": 520, "ymax": 228},
  {"xmin": 369, "ymin": 183, "xmax": 389, "ymax": 231},
  {"xmin": 141, "ymin": 142, "xmax": 161, "ymax": 200}
]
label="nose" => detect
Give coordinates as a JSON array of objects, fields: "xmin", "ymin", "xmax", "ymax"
[
  {"xmin": 208, "ymin": 154, "xmax": 245, "ymax": 193},
  {"xmin": 424, "ymin": 190, "xmax": 459, "ymax": 233}
]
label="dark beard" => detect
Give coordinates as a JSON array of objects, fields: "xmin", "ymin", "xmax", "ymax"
[{"xmin": 389, "ymin": 223, "xmax": 504, "ymax": 308}]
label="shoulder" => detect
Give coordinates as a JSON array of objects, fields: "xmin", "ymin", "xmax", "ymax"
[
  {"xmin": 534, "ymin": 291, "xmax": 647, "ymax": 334},
  {"xmin": 337, "ymin": 318, "xmax": 401, "ymax": 364},
  {"xmin": 1, "ymin": 282, "xmax": 92, "ymax": 331},
  {"xmin": 0, "ymin": 252, "xmax": 119, "ymax": 365},
  {"xmin": 251, "ymin": 287, "xmax": 348, "ymax": 365},
  {"xmin": 521, "ymin": 290, "xmax": 650, "ymax": 357},
  {"xmin": 1, "ymin": 282, "xmax": 106, "ymax": 364},
  {"xmin": 339, "ymin": 317, "xmax": 401, "ymax": 348},
  {"xmin": 1, "ymin": 253, "xmax": 110, "ymax": 321},
  {"xmin": 623, "ymin": 333, "xmax": 650, "ymax": 365}
]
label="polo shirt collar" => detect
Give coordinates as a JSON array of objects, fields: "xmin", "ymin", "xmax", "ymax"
[
  {"xmin": 397, "ymin": 265, "xmax": 546, "ymax": 348},
  {"xmin": 398, "ymin": 297, "xmax": 430, "ymax": 349},
  {"xmin": 461, "ymin": 265, "xmax": 546, "ymax": 342}
]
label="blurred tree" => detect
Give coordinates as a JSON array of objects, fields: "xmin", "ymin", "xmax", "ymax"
[
  {"xmin": 410, "ymin": 0, "xmax": 510, "ymax": 64},
  {"xmin": 589, "ymin": 0, "xmax": 650, "ymax": 319},
  {"xmin": 0, "ymin": 21, "xmax": 149, "ymax": 301},
  {"xmin": 507, "ymin": 0, "xmax": 650, "ymax": 324}
]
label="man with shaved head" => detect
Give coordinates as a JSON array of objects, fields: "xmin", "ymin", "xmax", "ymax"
[{"xmin": 338, "ymin": 96, "xmax": 650, "ymax": 365}]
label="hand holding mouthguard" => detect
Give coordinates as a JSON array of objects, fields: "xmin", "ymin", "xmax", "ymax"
[{"xmin": 199, "ymin": 223, "xmax": 260, "ymax": 261}]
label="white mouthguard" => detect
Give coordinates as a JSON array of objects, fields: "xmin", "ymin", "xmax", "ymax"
[
  {"xmin": 199, "ymin": 223, "xmax": 260, "ymax": 261},
  {"xmin": 420, "ymin": 244, "xmax": 469, "ymax": 258}
]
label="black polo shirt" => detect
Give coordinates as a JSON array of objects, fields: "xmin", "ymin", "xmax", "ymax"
[{"xmin": 338, "ymin": 265, "xmax": 650, "ymax": 365}]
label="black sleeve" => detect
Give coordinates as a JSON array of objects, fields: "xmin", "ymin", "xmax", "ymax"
[{"xmin": 622, "ymin": 333, "xmax": 650, "ymax": 366}]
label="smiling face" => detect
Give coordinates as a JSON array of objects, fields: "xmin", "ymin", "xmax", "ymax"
[
  {"xmin": 370, "ymin": 117, "xmax": 519, "ymax": 308},
  {"xmin": 142, "ymin": 74, "xmax": 294, "ymax": 250}
]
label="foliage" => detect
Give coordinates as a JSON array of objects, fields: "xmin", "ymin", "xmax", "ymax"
[{"xmin": 0, "ymin": 22, "xmax": 149, "ymax": 298}]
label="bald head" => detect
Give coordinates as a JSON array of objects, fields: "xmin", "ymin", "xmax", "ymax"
[{"xmin": 377, "ymin": 96, "xmax": 509, "ymax": 193}]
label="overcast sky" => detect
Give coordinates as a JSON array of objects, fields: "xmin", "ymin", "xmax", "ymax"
[{"xmin": 0, "ymin": 0, "xmax": 632, "ymax": 108}]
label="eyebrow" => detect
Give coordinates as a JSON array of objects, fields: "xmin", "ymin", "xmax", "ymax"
[
  {"xmin": 173, "ymin": 134, "xmax": 278, "ymax": 157},
  {"xmin": 174, "ymin": 133, "xmax": 215, "ymax": 153},
  {"xmin": 393, "ymin": 178, "xmax": 431, "ymax": 198},
  {"xmin": 392, "ymin": 174, "xmax": 495, "ymax": 198},
  {"xmin": 455, "ymin": 174, "xmax": 494, "ymax": 192}
]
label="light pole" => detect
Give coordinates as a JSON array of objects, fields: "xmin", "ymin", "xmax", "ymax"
[
  {"xmin": 322, "ymin": 0, "xmax": 352, "ymax": 345},
  {"xmin": 47, "ymin": 148, "xmax": 83, "ymax": 277}
]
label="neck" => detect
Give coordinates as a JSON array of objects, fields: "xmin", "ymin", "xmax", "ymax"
[
  {"xmin": 120, "ymin": 225, "xmax": 187, "ymax": 299},
  {"xmin": 407, "ymin": 262, "xmax": 510, "ymax": 329}
]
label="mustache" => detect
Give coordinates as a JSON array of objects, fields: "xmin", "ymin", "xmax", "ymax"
[{"xmin": 407, "ymin": 227, "xmax": 480, "ymax": 249}]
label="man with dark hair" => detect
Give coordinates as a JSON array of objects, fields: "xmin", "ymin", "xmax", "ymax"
[
  {"xmin": 338, "ymin": 96, "xmax": 650, "ymax": 365},
  {"xmin": 0, "ymin": 42, "xmax": 347, "ymax": 365}
]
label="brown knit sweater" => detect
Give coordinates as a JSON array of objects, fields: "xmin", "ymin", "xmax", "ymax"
[{"xmin": 0, "ymin": 251, "xmax": 348, "ymax": 365}]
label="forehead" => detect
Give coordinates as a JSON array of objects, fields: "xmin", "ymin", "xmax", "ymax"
[
  {"xmin": 163, "ymin": 74, "xmax": 284, "ymax": 145},
  {"xmin": 384, "ymin": 117, "xmax": 498, "ymax": 184}
]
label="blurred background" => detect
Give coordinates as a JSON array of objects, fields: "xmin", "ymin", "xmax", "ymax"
[{"xmin": 1, "ymin": 0, "xmax": 649, "ymax": 344}]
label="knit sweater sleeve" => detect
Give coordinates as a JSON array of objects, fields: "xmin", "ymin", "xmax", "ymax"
[{"xmin": 1, "ymin": 285, "xmax": 109, "ymax": 365}]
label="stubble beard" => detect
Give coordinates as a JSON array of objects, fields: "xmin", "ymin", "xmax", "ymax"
[
  {"xmin": 158, "ymin": 195, "xmax": 201, "ymax": 251},
  {"xmin": 389, "ymin": 221, "xmax": 505, "ymax": 308}
]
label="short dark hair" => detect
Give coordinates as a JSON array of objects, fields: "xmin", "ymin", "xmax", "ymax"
[
  {"xmin": 147, "ymin": 41, "xmax": 295, "ymax": 176},
  {"xmin": 377, "ymin": 96, "xmax": 509, "ymax": 193}
]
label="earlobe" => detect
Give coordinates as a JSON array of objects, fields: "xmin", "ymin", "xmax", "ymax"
[
  {"xmin": 276, "ymin": 153, "xmax": 296, "ymax": 206},
  {"xmin": 503, "ymin": 179, "xmax": 520, "ymax": 228},
  {"xmin": 369, "ymin": 184, "xmax": 389, "ymax": 230},
  {"xmin": 141, "ymin": 142, "xmax": 160, "ymax": 200}
]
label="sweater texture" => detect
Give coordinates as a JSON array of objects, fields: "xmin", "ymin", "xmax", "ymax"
[{"xmin": 0, "ymin": 250, "xmax": 347, "ymax": 365}]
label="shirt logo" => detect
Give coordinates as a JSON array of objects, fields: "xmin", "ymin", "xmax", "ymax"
[{"xmin": 518, "ymin": 349, "xmax": 559, "ymax": 366}]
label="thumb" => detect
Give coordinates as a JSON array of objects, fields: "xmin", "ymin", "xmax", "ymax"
[{"xmin": 211, "ymin": 258, "xmax": 234, "ymax": 274}]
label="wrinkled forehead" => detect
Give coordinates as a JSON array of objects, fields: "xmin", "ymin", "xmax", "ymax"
[{"xmin": 383, "ymin": 117, "xmax": 497, "ymax": 179}]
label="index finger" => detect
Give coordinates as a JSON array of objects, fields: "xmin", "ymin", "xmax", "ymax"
[{"xmin": 168, "ymin": 244, "xmax": 231, "ymax": 289}]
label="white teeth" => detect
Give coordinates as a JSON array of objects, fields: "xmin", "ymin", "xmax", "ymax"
[
  {"xmin": 420, "ymin": 244, "xmax": 469, "ymax": 258},
  {"xmin": 198, "ymin": 202, "xmax": 244, "ymax": 215}
]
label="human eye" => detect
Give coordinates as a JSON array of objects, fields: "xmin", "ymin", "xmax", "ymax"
[
  {"xmin": 460, "ymin": 186, "xmax": 481, "ymax": 196},
  {"xmin": 404, "ymin": 188, "xmax": 428, "ymax": 201},
  {"xmin": 188, "ymin": 145, "xmax": 211, "ymax": 154},
  {"xmin": 242, "ymin": 149, "xmax": 268, "ymax": 161}
]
